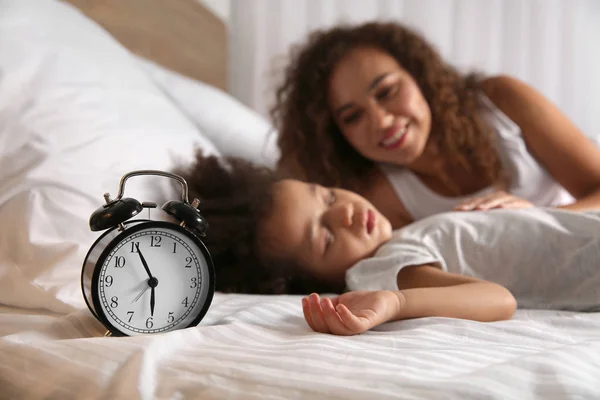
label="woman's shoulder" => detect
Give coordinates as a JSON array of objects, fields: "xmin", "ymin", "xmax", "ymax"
[
  {"xmin": 479, "ymin": 74, "xmax": 524, "ymax": 100},
  {"xmin": 478, "ymin": 75, "xmax": 540, "ymax": 125}
]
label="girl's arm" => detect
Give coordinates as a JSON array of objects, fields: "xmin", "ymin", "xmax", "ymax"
[
  {"xmin": 481, "ymin": 75, "xmax": 600, "ymax": 211},
  {"xmin": 302, "ymin": 265, "xmax": 516, "ymax": 336},
  {"xmin": 393, "ymin": 265, "xmax": 516, "ymax": 322}
]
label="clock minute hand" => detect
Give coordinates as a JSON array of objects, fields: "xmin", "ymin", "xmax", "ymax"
[{"xmin": 150, "ymin": 286, "xmax": 155, "ymax": 317}]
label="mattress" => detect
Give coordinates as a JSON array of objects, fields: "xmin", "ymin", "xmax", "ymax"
[{"xmin": 2, "ymin": 295, "xmax": 600, "ymax": 400}]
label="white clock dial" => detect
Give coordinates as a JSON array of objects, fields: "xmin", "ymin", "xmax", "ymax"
[{"xmin": 93, "ymin": 224, "xmax": 212, "ymax": 336}]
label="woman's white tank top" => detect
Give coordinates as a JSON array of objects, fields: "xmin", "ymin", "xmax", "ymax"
[{"xmin": 380, "ymin": 94, "xmax": 574, "ymax": 220}]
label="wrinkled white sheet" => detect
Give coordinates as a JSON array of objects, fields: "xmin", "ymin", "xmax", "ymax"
[{"xmin": 2, "ymin": 294, "xmax": 600, "ymax": 400}]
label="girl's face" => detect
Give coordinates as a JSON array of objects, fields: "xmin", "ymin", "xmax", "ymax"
[
  {"xmin": 259, "ymin": 180, "xmax": 393, "ymax": 286},
  {"xmin": 328, "ymin": 47, "xmax": 432, "ymax": 166}
]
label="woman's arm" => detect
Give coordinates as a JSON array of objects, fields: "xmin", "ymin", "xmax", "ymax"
[
  {"xmin": 302, "ymin": 265, "xmax": 516, "ymax": 335},
  {"xmin": 482, "ymin": 75, "xmax": 600, "ymax": 211}
]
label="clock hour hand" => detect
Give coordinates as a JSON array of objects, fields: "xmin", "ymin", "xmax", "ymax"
[{"xmin": 135, "ymin": 244, "xmax": 154, "ymax": 279}]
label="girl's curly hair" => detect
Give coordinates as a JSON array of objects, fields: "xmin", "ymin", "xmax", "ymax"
[
  {"xmin": 271, "ymin": 21, "xmax": 503, "ymax": 193},
  {"xmin": 176, "ymin": 151, "xmax": 344, "ymax": 295}
]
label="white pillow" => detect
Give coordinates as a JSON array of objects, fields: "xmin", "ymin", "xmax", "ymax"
[
  {"xmin": 136, "ymin": 57, "xmax": 280, "ymax": 167},
  {"xmin": 0, "ymin": 0, "xmax": 220, "ymax": 314}
]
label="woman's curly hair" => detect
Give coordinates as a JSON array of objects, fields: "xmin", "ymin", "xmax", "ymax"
[
  {"xmin": 176, "ymin": 151, "xmax": 344, "ymax": 295},
  {"xmin": 271, "ymin": 21, "xmax": 503, "ymax": 193}
]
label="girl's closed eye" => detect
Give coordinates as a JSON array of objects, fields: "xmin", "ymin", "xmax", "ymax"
[
  {"xmin": 324, "ymin": 229, "xmax": 334, "ymax": 252},
  {"xmin": 323, "ymin": 189, "xmax": 336, "ymax": 253},
  {"xmin": 327, "ymin": 189, "xmax": 337, "ymax": 205}
]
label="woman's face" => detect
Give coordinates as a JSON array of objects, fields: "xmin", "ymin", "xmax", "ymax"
[{"xmin": 328, "ymin": 47, "xmax": 432, "ymax": 166}]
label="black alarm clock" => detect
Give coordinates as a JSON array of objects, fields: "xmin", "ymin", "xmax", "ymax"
[{"xmin": 81, "ymin": 170, "xmax": 215, "ymax": 336}]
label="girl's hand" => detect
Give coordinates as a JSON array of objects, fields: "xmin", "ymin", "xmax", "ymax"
[
  {"xmin": 302, "ymin": 291, "xmax": 403, "ymax": 336},
  {"xmin": 455, "ymin": 190, "xmax": 534, "ymax": 211}
]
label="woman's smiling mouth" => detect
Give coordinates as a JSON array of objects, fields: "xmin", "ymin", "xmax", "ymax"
[{"xmin": 380, "ymin": 122, "xmax": 410, "ymax": 149}]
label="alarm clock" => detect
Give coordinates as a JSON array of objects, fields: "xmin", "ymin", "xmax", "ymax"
[{"xmin": 81, "ymin": 170, "xmax": 215, "ymax": 336}]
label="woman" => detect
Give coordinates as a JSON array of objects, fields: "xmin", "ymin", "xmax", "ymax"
[{"xmin": 271, "ymin": 21, "xmax": 600, "ymax": 229}]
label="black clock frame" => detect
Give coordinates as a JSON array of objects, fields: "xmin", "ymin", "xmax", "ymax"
[{"xmin": 84, "ymin": 220, "xmax": 215, "ymax": 336}]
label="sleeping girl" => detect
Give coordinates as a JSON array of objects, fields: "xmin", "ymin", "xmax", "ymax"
[{"xmin": 179, "ymin": 152, "xmax": 600, "ymax": 336}]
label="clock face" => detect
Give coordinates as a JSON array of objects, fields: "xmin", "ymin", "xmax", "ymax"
[{"xmin": 90, "ymin": 222, "xmax": 214, "ymax": 336}]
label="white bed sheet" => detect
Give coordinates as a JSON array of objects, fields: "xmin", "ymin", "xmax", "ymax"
[{"xmin": 2, "ymin": 295, "xmax": 600, "ymax": 400}]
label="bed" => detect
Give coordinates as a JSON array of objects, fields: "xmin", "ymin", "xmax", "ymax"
[{"xmin": 1, "ymin": 1, "xmax": 600, "ymax": 399}]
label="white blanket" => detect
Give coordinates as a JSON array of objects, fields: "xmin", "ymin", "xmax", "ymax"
[{"xmin": 2, "ymin": 294, "xmax": 600, "ymax": 400}]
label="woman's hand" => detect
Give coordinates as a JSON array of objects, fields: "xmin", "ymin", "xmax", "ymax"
[
  {"xmin": 454, "ymin": 190, "xmax": 534, "ymax": 211},
  {"xmin": 302, "ymin": 291, "xmax": 403, "ymax": 335}
]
